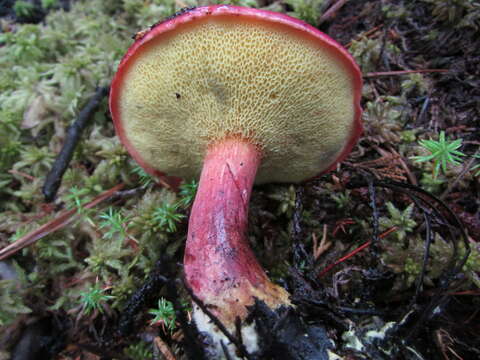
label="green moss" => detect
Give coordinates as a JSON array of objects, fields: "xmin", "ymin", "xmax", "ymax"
[
  {"xmin": 79, "ymin": 281, "xmax": 115, "ymax": 315},
  {"xmin": 362, "ymin": 96, "xmax": 409, "ymax": 144},
  {"xmin": 41, "ymin": 0, "xmax": 58, "ymax": 10},
  {"xmin": 401, "ymin": 73, "xmax": 430, "ymax": 96},
  {"xmin": 0, "ymin": 277, "xmax": 32, "ymax": 326},
  {"xmin": 463, "ymin": 244, "xmax": 480, "ymax": 273},
  {"xmin": 149, "ymin": 298, "xmax": 176, "ymax": 331},
  {"xmin": 330, "ymin": 190, "xmax": 352, "ymax": 212},
  {"xmin": 285, "ymin": 0, "xmax": 325, "ymax": 25},
  {"xmin": 13, "ymin": 1, "xmax": 36, "ymax": 18},
  {"xmin": 419, "ymin": 172, "xmax": 447, "ymax": 193},
  {"xmin": 0, "ymin": 261, "xmax": 44, "ymax": 327},
  {"xmin": 268, "ymin": 185, "xmax": 297, "ymax": 217},
  {"xmin": 349, "ymin": 37, "xmax": 401, "ymax": 73},
  {"xmin": 422, "ymin": 0, "xmax": 480, "ymax": 28},
  {"xmin": 379, "ymin": 202, "xmax": 417, "ymax": 242},
  {"xmin": 124, "ymin": 340, "xmax": 153, "ymax": 360}
]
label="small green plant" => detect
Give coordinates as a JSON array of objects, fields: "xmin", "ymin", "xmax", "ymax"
[
  {"xmin": 362, "ymin": 96, "xmax": 406, "ymax": 144},
  {"xmin": 177, "ymin": 179, "xmax": 198, "ymax": 208},
  {"xmin": 14, "ymin": 1, "xmax": 35, "ymax": 18},
  {"xmin": 422, "ymin": 0, "xmax": 478, "ymax": 26},
  {"xmin": 14, "ymin": 145, "xmax": 54, "ymax": 175},
  {"xmin": 420, "ymin": 172, "xmax": 446, "ymax": 194},
  {"xmin": 0, "ymin": 277, "xmax": 32, "ymax": 326},
  {"xmin": 131, "ymin": 165, "xmax": 154, "ymax": 188},
  {"xmin": 79, "ymin": 281, "xmax": 114, "ymax": 315},
  {"xmin": 65, "ymin": 186, "xmax": 90, "ymax": 211},
  {"xmin": 404, "ymin": 257, "xmax": 422, "ymax": 286},
  {"xmin": 124, "ymin": 340, "xmax": 153, "ymax": 360},
  {"xmin": 401, "ymin": 73, "xmax": 429, "ymax": 96},
  {"xmin": 268, "ymin": 185, "xmax": 296, "ymax": 216},
  {"xmin": 64, "ymin": 186, "xmax": 95, "ymax": 225},
  {"xmin": 331, "ymin": 190, "xmax": 351, "ymax": 211},
  {"xmin": 98, "ymin": 207, "xmax": 131, "ymax": 239},
  {"xmin": 379, "ymin": 202, "xmax": 417, "ymax": 242},
  {"xmin": 285, "ymin": 0, "xmax": 325, "ymax": 26},
  {"xmin": 149, "ymin": 298, "xmax": 176, "ymax": 331},
  {"xmin": 411, "ymin": 131, "xmax": 465, "ymax": 178},
  {"xmin": 153, "ymin": 202, "xmax": 184, "ymax": 233},
  {"xmin": 37, "ymin": 238, "xmax": 81, "ymax": 274},
  {"xmin": 471, "ymin": 153, "xmax": 480, "ymax": 176},
  {"xmin": 41, "ymin": 0, "xmax": 58, "ymax": 9}
]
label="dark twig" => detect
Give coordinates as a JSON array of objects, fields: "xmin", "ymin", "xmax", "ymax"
[
  {"xmin": 183, "ymin": 282, "xmax": 253, "ymax": 360},
  {"xmin": 440, "ymin": 147, "xmax": 480, "ymax": 200},
  {"xmin": 368, "ymin": 180, "xmax": 470, "ymax": 342},
  {"xmin": 348, "ymin": 176, "xmax": 470, "ymax": 281},
  {"xmin": 168, "ymin": 279, "xmax": 207, "ymax": 360},
  {"xmin": 318, "ymin": 0, "xmax": 348, "ymax": 24},
  {"xmin": 108, "ymin": 186, "xmax": 146, "ymax": 204},
  {"xmin": 337, "ymin": 305, "xmax": 386, "ymax": 316},
  {"xmin": 364, "ymin": 69, "xmax": 448, "ymax": 78},
  {"xmin": 346, "ymin": 176, "xmax": 470, "ymax": 345},
  {"xmin": 118, "ymin": 260, "xmax": 169, "ymax": 336},
  {"xmin": 0, "ymin": 183, "xmax": 124, "ymax": 260},
  {"xmin": 43, "ymin": 86, "xmax": 110, "ymax": 202},
  {"xmin": 375, "ymin": 180, "xmax": 469, "ymax": 276},
  {"xmin": 402, "ymin": 193, "xmax": 434, "ymax": 305},
  {"xmin": 292, "ymin": 186, "xmax": 304, "ymax": 244},
  {"xmin": 292, "ymin": 186, "xmax": 312, "ymax": 269},
  {"xmin": 367, "ymin": 176, "xmax": 380, "ymax": 259},
  {"xmin": 220, "ymin": 341, "xmax": 234, "ymax": 360},
  {"xmin": 234, "ymin": 317, "xmax": 244, "ymax": 348},
  {"xmin": 416, "ymin": 96, "xmax": 430, "ymax": 126}
]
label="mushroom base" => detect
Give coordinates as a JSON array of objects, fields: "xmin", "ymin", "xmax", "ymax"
[
  {"xmin": 192, "ymin": 304, "xmax": 261, "ymax": 359},
  {"xmin": 184, "ymin": 138, "xmax": 290, "ymax": 332}
]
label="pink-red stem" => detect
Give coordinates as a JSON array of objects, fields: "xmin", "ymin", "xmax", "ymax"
[{"xmin": 184, "ymin": 138, "xmax": 289, "ymax": 324}]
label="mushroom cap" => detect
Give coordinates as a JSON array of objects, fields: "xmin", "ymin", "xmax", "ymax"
[{"xmin": 110, "ymin": 5, "xmax": 362, "ymax": 184}]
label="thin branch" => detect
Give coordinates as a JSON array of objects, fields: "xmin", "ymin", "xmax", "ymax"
[
  {"xmin": 318, "ymin": 240, "xmax": 371, "ymax": 277},
  {"xmin": 319, "ymin": 0, "xmax": 348, "ymax": 24},
  {"xmin": 43, "ymin": 86, "xmax": 109, "ymax": 202},
  {"xmin": 440, "ymin": 148, "xmax": 480, "ymax": 200},
  {"xmin": 404, "ymin": 193, "xmax": 434, "ymax": 306},
  {"xmin": 318, "ymin": 227, "xmax": 396, "ymax": 277},
  {"xmin": 385, "ymin": 146, "xmax": 417, "ymax": 185},
  {"xmin": 154, "ymin": 336, "xmax": 177, "ymax": 360},
  {"xmin": 292, "ymin": 186, "xmax": 313, "ymax": 269},
  {"xmin": 0, "ymin": 183, "xmax": 124, "ymax": 260},
  {"xmin": 368, "ymin": 176, "xmax": 380, "ymax": 246},
  {"xmin": 346, "ymin": 25, "xmax": 383, "ymax": 48},
  {"xmin": 118, "ymin": 259, "xmax": 169, "ymax": 336},
  {"xmin": 364, "ymin": 69, "xmax": 448, "ymax": 78},
  {"xmin": 8, "ymin": 169, "xmax": 36, "ymax": 181}
]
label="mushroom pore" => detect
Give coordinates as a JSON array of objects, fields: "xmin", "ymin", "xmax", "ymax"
[{"xmin": 110, "ymin": 5, "xmax": 362, "ymax": 358}]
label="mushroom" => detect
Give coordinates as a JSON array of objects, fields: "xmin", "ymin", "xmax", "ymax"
[{"xmin": 110, "ymin": 5, "xmax": 362, "ymax": 358}]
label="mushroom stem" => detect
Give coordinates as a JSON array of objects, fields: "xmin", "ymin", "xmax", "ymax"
[{"xmin": 184, "ymin": 138, "xmax": 290, "ymax": 329}]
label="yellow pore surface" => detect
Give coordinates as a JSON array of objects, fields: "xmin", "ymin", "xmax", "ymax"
[{"xmin": 119, "ymin": 16, "xmax": 357, "ymax": 183}]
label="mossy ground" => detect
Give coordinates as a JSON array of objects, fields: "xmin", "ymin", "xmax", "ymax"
[{"xmin": 0, "ymin": 0, "xmax": 479, "ymax": 359}]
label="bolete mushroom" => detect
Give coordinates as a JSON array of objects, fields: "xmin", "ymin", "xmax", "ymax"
[{"xmin": 110, "ymin": 5, "xmax": 362, "ymax": 358}]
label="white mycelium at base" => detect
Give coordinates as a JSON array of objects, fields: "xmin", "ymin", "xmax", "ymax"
[{"xmin": 193, "ymin": 305, "xmax": 260, "ymax": 359}]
